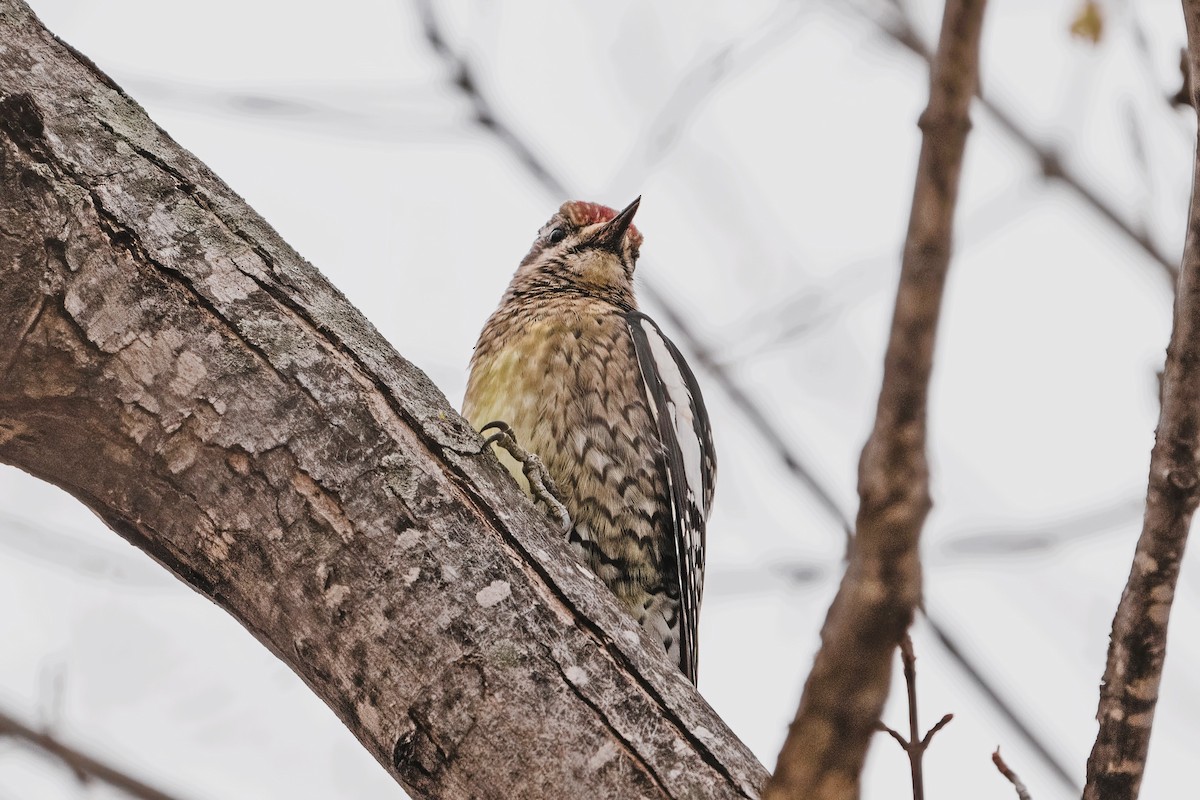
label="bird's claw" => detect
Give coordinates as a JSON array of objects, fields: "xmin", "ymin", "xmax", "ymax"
[{"xmin": 480, "ymin": 421, "xmax": 572, "ymax": 534}]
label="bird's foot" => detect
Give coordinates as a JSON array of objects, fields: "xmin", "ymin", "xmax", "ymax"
[{"xmin": 480, "ymin": 421, "xmax": 572, "ymax": 534}]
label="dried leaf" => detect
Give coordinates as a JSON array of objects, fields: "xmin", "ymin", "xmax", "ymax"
[{"xmin": 1070, "ymin": 1, "xmax": 1104, "ymax": 45}]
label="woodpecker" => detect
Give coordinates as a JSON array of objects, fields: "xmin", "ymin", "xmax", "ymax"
[{"xmin": 462, "ymin": 197, "xmax": 716, "ymax": 683}]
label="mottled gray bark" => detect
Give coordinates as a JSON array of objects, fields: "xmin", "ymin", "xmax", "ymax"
[
  {"xmin": 1082, "ymin": 3, "xmax": 1200, "ymax": 797},
  {"xmin": 0, "ymin": 2, "xmax": 768, "ymax": 797},
  {"xmin": 763, "ymin": 1, "xmax": 987, "ymax": 798}
]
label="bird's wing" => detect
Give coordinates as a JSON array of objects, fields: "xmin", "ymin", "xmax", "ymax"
[{"xmin": 625, "ymin": 311, "xmax": 716, "ymax": 684}]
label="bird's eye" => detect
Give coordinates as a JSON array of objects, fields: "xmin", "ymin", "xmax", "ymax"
[{"xmin": 546, "ymin": 227, "xmax": 566, "ymax": 245}]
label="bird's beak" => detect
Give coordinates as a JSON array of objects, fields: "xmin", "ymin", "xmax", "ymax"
[{"xmin": 594, "ymin": 196, "xmax": 641, "ymax": 253}]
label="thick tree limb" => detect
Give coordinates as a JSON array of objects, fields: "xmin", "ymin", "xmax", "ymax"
[
  {"xmin": 1081, "ymin": 5, "xmax": 1200, "ymax": 798},
  {"xmin": 0, "ymin": 2, "xmax": 768, "ymax": 798},
  {"xmin": 763, "ymin": 1, "xmax": 987, "ymax": 797}
]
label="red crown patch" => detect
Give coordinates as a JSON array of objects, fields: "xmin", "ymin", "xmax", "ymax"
[{"xmin": 560, "ymin": 201, "xmax": 644, "ymax": 249}]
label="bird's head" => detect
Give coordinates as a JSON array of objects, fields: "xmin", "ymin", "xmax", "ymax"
[{"xmin": 509, "ymin": 197, "xmax": 644, "ymax": 307}]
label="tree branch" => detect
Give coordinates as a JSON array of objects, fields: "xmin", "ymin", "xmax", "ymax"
[
  {"xmin": 1082, "ymin": 5, "xmax": 1200, "ymax": 798},
  {"xmin": 993, "ymin": 748, "xmax": 1033, "ymax": 800},
  {"xmin": 0, "ymin": 707, "xmax": 182, "ymax": 800},
  {"xmin": 0, "ymin": 2, "xmax": 767, "ymax": 798},
  {"xmin": 874, "ymin": 636, "xmax": 953, "ymax": 800},
  {"xmin": 764, "ymin": 1, "xmax": 987, "ymax": 797},
  {"xmin": 923, "ymin": 615, "xmax": 1079, "ymax": 794}
]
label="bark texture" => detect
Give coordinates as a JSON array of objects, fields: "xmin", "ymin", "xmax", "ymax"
[
  {"xmin": 1082, "ymin": 4, "xmax": 1200, "ymax": 797},
  {"xmin": 763, "ymin": 1, "xmax": 987, "ymax": 798},
  {"xmin": 0, "ymin": 2, "xmax": 768, "ymax": 798}
]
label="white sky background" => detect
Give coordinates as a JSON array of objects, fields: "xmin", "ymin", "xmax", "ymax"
[{"xmin": 0, "ymin": 0, "xmax": 1196, "ymax": 797}]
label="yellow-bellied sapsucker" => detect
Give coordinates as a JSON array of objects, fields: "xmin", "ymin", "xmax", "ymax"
[{"xmin": 462, "ymin": 198, "xmax": 716, "ymax": 683}]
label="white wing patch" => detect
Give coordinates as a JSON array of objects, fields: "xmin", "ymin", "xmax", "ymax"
[
  {"xmin": 626, "ymin": 311, "xmax": 716, "ymax": 684},
  {"xmin": 641, "ymin": 328, "xmax": 705, "ymax": 510}
]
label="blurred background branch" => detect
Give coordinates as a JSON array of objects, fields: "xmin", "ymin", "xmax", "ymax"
[
  {"xmin": 855, "ymin": 0, "xmax": 1180, "ymax": 287},
  {"xmin": 0, "ymin": 707, "xmax": 182, "ymax": 800}
]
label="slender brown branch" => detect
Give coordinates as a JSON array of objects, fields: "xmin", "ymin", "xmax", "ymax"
[
  {"xmin": 877, "ymin": 722, "xmax": 909, "ymax": 749},
  {"xmin": 901, "ymin": 637, "xmax": 927, "ymax": 800},
  {"xmin": 921, "ymin": 713, "xmax": 953, "ymax": 747},
  {"xmin": 763, "ymin": 1, "xmax": 987, "ymax": 797},
  {"xmin": 874, "ymin": 637, "xmax": 953, "ymax": 800},
  {"xmin": 1082, "ymin": 7, "xmax": 1200, "ymax": 797},
  {"xmin": 923, "ymin": 615, "xmax": 1079, "ymax": 794},
  {"xmin": 0, "ymin": 708, "xmax": 182, "ymax": 800},
  {"xmin": 993, "ymin": 749, "xmax": 1033, "ymax": 800}
]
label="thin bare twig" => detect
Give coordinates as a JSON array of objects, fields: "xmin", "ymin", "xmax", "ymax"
[
  {"xmin": 0, "ymin": 708, "xmax": 183, "ymax": 800},
  {"xmin": 764, "ymin": 0, "xmax": 988, "ymax": 796},
  {"xmin": 875, "ymin": 636, "xmax": 953, "ymax": 800},
  {"xmin": 993, "ymin": 748, "xmax": 1034, "ymax": 800},
  {"xmin": 1083, "ymin": 7, "xmax": 1200, "ymax": 797},
  {"xmin": 923, "ymin": 616, "xmax": 1078, "ymax": 793},
  {"xmin": 922, "ymin": 713, "xmax": 954, "ymax": 745}
]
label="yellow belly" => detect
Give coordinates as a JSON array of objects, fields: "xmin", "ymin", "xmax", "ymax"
[
  {"xmin": 462, "ymin": 311, "xmax": 668, "ymax": 599},
  {"xmin": 462, "ymin": 348, "xmax": 537, "ymax": 494}
]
